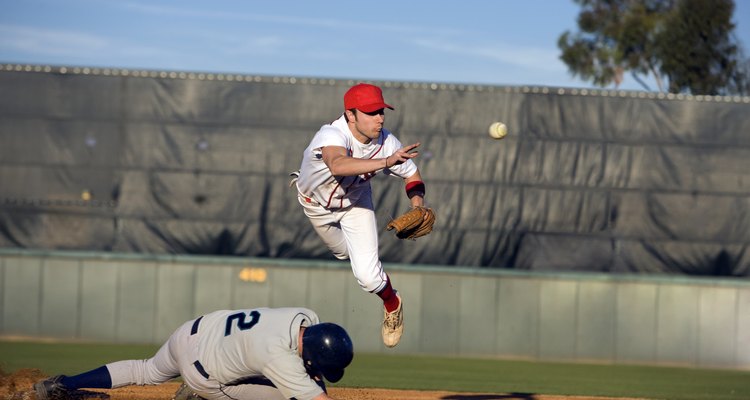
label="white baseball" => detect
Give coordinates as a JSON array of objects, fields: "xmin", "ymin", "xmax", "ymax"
[{"xmin": 488, "ymin": 122, "xmax": 508, "ymax": 140}]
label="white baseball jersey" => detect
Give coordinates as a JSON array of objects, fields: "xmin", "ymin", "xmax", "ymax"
[
  {"xmin": 297, "ymin": 114, "xmax": 418, "ymax": 209},
  {"xmin": 196, "ymin": 307, "xmax": 322, "ymax": 400}
]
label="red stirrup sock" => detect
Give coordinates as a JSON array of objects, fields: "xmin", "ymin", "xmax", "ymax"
[{"xmin": 376, "ymin": 277, "xmax": 400, "ymax": 313}]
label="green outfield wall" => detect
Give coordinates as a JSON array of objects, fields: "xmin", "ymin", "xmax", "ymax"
[{"xmin": 2, "ymin": 249, "xmax": 748, "ymax": 370}]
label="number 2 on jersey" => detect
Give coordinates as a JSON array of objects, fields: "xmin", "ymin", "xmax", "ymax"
[{"xmin": 224, "ymin": 310, "xmax": 260, "ymax": 336}]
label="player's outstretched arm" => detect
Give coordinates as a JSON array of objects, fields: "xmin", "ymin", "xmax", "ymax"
[
  {"xmin": 322, "ymin": 142, "xmax": 420, "ymax": 177},
  {"xmin": 313, "ymin": 392, "xmax": 336, "ymax": 400},
  {"xmin": 322, "ymin": 145, "xmax": 384, "ymax": 176}
]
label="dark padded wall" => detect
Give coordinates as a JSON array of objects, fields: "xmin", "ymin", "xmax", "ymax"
[{"xmin": 2, "ymin": 66, "xmax": 750, "ymax": 275}]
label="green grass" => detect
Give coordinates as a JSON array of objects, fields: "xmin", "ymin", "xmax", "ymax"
[
  {"xmin": 0, "ymin": 340, "xmax": 160, "ymax": 375},
  {"xmin": 2, "ymin": 340, "xmax": 750, "ymax": 400},
  {"xmin": 347, "ymin": 354, "xmax": 750, "ymax": 400}
]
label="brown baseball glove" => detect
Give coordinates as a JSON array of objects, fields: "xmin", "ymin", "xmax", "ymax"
[{"xmin": 386, "ymin": 206, "xmax": 436, "ymax": 240}]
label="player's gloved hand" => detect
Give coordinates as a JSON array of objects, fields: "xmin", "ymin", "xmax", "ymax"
[{"xmin": 386, "ymin": 206, "xmax": 436, "ymax": 240}]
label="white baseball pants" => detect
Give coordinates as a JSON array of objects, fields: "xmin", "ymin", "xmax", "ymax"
[{"xmin": 298, "ymin": 194, "xmax": 388, "ymax": 293}]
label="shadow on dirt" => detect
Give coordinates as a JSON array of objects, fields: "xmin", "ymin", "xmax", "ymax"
[{"xmin": 441, "ymin": 393, "xmax": 536, "ymax": 400}]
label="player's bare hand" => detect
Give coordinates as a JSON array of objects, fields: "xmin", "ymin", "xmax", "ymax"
[{"xmin": 385, "ymin": 142, "xmax": 420, "ymax": 168}]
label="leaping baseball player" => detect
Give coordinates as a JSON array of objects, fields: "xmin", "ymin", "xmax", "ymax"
[
  {"xmin": 291, "ymin": 83, "xmax": 433, "ymax": 348},
  {"xmin": 34, "ymin": 307, "xmax": 353, "ymax": 400}
]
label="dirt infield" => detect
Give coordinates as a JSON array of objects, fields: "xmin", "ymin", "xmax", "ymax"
[{"xmin": 2, "ymin": 368, "xmax": 646, "ymax": 400}]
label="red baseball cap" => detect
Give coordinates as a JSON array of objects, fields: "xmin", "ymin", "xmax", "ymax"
[{"xmin": 343, "ymin": 83, "xmax": 394, "ymax": 113}]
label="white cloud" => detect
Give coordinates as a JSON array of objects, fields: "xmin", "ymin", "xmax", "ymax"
[
  {"xmin": 116, "ymin": 1, "xmax": 462, "ymax": 36},
  {"xmin": 0, "ymin": 23, "xmax": 176, "ymax": 66},
  {"xmin": 155, "ymin": 26, "xmax": 287, "ymax": 56},
  {"xmin": 221, "ymin": 36, "xmax": 287, "ymax": 57},
  {"xmin": 0, "ymin": 24, "xmax": 108, "ymax": 56},
  {"xmin": 411, "ymin": 37, "xmax": 564, "ymax": 73}
]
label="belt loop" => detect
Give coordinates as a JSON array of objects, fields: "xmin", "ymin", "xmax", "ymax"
[
  {"xmin": 191, "ymin": 316, "xmax": 203, "ymax": 335},
  {"xmin": 193, "ymin": 360, "xmax": 210, "ymax": 379}
]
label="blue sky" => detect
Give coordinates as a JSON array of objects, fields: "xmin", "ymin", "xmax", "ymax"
[{"xmin": 2, "ymin": 0, "xmax": 749, "ymax": 91}]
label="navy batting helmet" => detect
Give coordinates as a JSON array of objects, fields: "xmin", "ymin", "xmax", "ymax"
[{"xmin": 302, "ymin": 322, "xmax": 353, "ymax": 382}]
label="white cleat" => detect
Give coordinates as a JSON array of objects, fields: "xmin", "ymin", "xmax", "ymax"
[{"xmin": 381, "ymin": 292, "xmax": 404, "ymax": 348}]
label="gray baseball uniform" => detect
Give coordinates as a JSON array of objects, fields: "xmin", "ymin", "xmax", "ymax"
[{"xmin": 105, "ymin": 307, "xmax": 323, "ymax": 400}]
